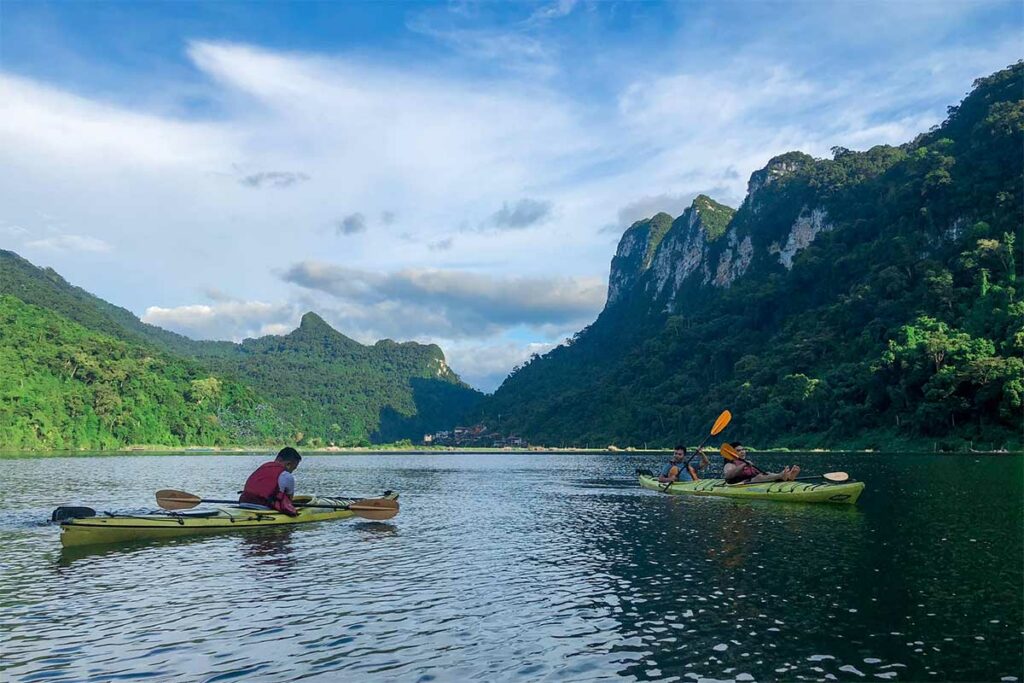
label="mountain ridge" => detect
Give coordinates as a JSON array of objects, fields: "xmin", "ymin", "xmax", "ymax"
[
  {"xmin": 0, "ymin": 251, "xmax": 483, "ymax": 448},
  {"xmin": 479, "ymin": 62, "xmax": 1023, "ymax": 451}
]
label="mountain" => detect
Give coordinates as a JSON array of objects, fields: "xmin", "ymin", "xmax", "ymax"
[
  {"xmin": 480, "ymin": 63, "xmax": 1023, "ymax": 451},
  {"xmin": 0, "ymin": 252, "xmax": 483, "ymax": 449},
  {"xmin": 0, "ymin": 249, "xmax": 222, "ymax": 355},
  {"xmin": 199, "ymin": 312, "xmax": 482, "ymax": 445},
  {"xmin": 0, "ymin": 295, "xmax": 291, "ymax": 450}
]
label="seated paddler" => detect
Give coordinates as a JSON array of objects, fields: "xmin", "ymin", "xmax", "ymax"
[
  {"xmin": 657, "ymin": 445, "xmax": 707, "ymax": 484},
  {"xmin": 239, "ymin": 447, "xmax": 302, "ymax": 515}
]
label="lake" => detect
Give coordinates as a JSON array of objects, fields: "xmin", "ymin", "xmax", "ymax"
[{"xmin": 1, "ymin": 451, "xmax": 1021, "ymax": 682}]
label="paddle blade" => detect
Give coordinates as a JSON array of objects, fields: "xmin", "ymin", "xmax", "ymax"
[
  {"xmin": 823, "ymin": 472, "xmax": 850, "ymax": 483},
  {"xmin": 156, "ymin": 489, "xmax": 202, "ymax": 510},
  {"xmin": 710, "ymin": 410, "xmax": 732, "ymax": 436},
  {"xmin": 720, "ymin": 443, "xmax": 741, "ymax": 461},
  {"xmin": 347, "ymin": 498, "xmax": 399, "ymax": 521}
]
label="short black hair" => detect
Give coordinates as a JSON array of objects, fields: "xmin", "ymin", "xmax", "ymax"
[
  {"xmin": 729, "ymin": 441, "xmax": 743, "ymax": 448},
  {"xmin": 276, "ymin": 447, "xmax": 302, "ymax": 463},
  {"xmin": 674, "ymin": 445, "xmax": 687, "ymax": 453}
]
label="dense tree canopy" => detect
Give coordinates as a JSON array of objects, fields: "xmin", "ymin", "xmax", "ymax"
[{"xmin": 480, "ymin": 62, "xmax": 1023, "ymax": 451}]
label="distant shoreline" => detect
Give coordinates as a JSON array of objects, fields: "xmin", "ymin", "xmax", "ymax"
[{"xmin": 1, "ymin": 445, "xmax": 1020, "ymax": 457}]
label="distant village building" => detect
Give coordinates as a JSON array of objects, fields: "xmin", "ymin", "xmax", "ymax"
[{"xmin": 424, "ymin": 424, "xmax": 528, "ymax": 448}]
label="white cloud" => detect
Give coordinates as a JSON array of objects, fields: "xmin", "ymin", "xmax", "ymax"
[
  {"xmin": 281, "ymin": 261, "xmax": 606, "ymax": 338},
  {"xmin": 0, "ymin": 222, "xmax": 30, "ymax": 240},
  {"xmin": 142, "ymin": 300, "xmax": 299, "ymax": 341},
  {"xmin": 24, "ymin": 234, "xmax": 112, "ymax": 253},
  {"xmin": 443, "ymin": 340, "xmax": 557, "ymax": 393}
]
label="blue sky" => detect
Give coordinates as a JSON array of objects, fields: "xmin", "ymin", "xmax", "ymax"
[{"xmin": 0, "ymin": 1, "xmax": 1020, "ymax": 390}]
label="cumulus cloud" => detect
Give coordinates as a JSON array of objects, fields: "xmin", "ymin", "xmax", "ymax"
[
  {"xmin": 142, "ymin": 300, "xmax": 299, "ymax": 341},
  {"xmin": 428, "ymin": 237, "xmax": 454, "ymax": 251},
  {"xmin": 239, "ymin": 171, "xmax": 310, "ymax": 188},
  {"xmin": 281, "ymin": 261, "xmax": 605, "ymax": 337},
  {"xmin": 25, "ymin": 234, "xmax": 112, "ymax": 253},
  {"xmin": 489, "ymin": 198, "xmax": 553, "ymax": 230},
  {"xmin": 443, "ymin": 340, "xmax": 557, "ymax": 393},
  {"xmin": 337, "ymin": 213, "xmax": 367, "ymax": 235},
  {"xmin": 0, "ymin": 222, "xmax": 30, "ymax": 240},
  {"xmin": 380, "ymin": 211, "xmax": 396, "ymax": 225}
]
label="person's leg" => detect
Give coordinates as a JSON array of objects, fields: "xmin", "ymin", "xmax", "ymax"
[{"xmin": 748, "ymin": 471, "xmax": 786, "ymax": 483}]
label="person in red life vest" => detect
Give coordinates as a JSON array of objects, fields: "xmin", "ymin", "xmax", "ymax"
[
  {"xmin": 722, "ymin": 442, "xmax": 800, "ymax": 484},
  {"xmin": 239, "ymin": 447, "xmax": 302, "ymax": 515}
]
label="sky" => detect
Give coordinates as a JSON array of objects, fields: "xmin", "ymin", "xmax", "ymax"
[{"xmin": 0, "ymin": 1, "xmax": 1020, "ymax": 391}]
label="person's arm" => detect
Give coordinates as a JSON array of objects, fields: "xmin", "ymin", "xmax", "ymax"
[
  {"xmin": 723, "ymin": 460, "xmax": 742, "ymax": 482},
  {"xmin": 278, "ymin": 471, "xmax": 296, "ymax": 497},
  {"xmin": 658, "ymin": 465, "xmax": 680, "ymax": 483}
]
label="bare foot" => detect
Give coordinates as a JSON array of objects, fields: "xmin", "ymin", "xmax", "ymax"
[{"xmin": 787, "ymin": 466, "xmax": 801, "ymax": 481}]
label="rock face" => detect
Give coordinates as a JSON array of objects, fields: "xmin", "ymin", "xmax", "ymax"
[
  {"xmin": 603, "ymin": 157, "xmax": 836, "ymax": 315},
  {"xmin": 607, "ymin": 195, "xmax": 740, "ymax": 310},
  {"xmin": 776, "ymin": 206, "xmax": 831, "ymax": 269},
  {"xmin": 607, "ymin": 213, "xmax": 673, "ymax": 305}
]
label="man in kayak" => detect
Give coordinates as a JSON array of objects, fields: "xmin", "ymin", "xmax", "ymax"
[
  {"xmin": 658, "ymin": 445, "xmax": 708, "ymax": 483},
  {"xmin": 239, "ymin": 447, "xmax": 302, "ymax": 515},
  {"xmin": 722, "ymin": 442, "xmax": 800, "ymax": 484}
]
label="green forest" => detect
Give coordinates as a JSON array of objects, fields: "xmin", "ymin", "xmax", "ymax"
[
  {"xmin": 0, "ymin": 254, "xmax": 483, "ymax": 450},
  {"xmin": 0, "ymin": 296, "xmax": 290, "ymax": 449},
  {"xmin": 479, "ymin": 63, "xmax": 1023, "ymax": 451}
]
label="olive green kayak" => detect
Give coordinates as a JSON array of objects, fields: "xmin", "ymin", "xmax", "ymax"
[
  {"xmin": 638, "ymin": 474, "xmax": 864, "ymax": 505},
  {"xmin": 58, "ymin": 493, "xmax": 399, "ymax": 547}
]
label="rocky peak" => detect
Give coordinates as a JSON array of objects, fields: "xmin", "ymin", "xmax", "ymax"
[
  {"xmin": 298, "ymin": 311, "xmax": 331, "ymax": 332},
  {"xmin": 287, "ymin": 311, "xmax": 360, "ymax": 350},
  {"xmin": 746, "ymin": 151, "xmax": 815, "ymax": 197},
  {"xmin": 606, "ymin": 212, "xmax": 674, "ymax": 305}
]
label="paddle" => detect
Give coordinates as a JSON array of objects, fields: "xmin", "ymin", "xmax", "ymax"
[
  {"xmin": 719, "ymin": 444, "xmax": 848, "ymax": 483},
  {"xmin": 155, "ymin": 489, "xmax": 399, "ymax": 521},
  {"xmin": 661, "ymin": 410, "xmax": 732, "ymax": 491},
  {"xmin": 687, "ymin": 410, "xmax": 732, "ymax": 467},
  {"xmin": 719, "ymin": 442, "xmax": 765, "ymax": 475}
]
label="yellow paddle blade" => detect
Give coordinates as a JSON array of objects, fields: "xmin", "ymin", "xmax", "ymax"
[
  {"xmin": 347, "ymin": 498, "xmax": 400, "ymax": 521},
  {"xmin": 710, "ymin": 410, "xmax": 732, "ymax": 436},
  {"xmin": 156, "ymin": 489, "xmax": 202, "ymax": 510},
  {"xmin": 720, "ymin": 443, "xmax": 741, "ymax": 461},
  {"xmin": 823, "ymin": 472, "xmax": 850, "ymax": 483}
]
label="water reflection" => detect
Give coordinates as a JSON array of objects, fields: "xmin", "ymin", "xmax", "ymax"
[
  {"xmin": 0, "ymin": 452, "xmax": 1020, "ymax": 682},
  {"xmin": 239, "ymin": 527, "xmax": 297, "ymax": 566}
]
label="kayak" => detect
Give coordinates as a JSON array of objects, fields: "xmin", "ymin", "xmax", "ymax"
[
  {"xmin": 638, "ymin": 474, "xmax": 864, "ymax": 505},
  {"xmin": 57, "ymin": 493, "xmax": 399, "ymax": 547}
]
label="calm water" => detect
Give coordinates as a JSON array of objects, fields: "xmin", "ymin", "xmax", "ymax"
[{"xmin": 0, "ymin": 452, "xmax": 1021, "ymax": 682}]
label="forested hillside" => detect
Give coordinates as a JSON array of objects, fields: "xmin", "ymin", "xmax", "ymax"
[
  {"xmin": 0, "ymin": 296, "xmax": 290, "ymax": 449},
  {"xmin": 480, "ymin": 63, "xmax": 1023, "ymax": 451},
  {"xmin": 0, "ymin": 253, "xmax": 482, "ymax": 449}
]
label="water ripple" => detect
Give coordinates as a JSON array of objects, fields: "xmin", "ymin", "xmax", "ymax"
[{"xmin": 0, "ymin": 452, "xmax": 1021, "ymax": 681}]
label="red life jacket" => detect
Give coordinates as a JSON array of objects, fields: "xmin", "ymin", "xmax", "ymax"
[{"xmin": 240, "ymin": 461, "xmax": 297, "ymax": 515}]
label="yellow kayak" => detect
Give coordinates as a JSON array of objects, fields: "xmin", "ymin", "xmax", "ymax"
[
  {"xmin": 58, "ymin": 493, "xmax": 399, "ymax": 547},
  {"xmin": 638, "ymin": 474, "xmax": 864, "ymax": 504}
]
